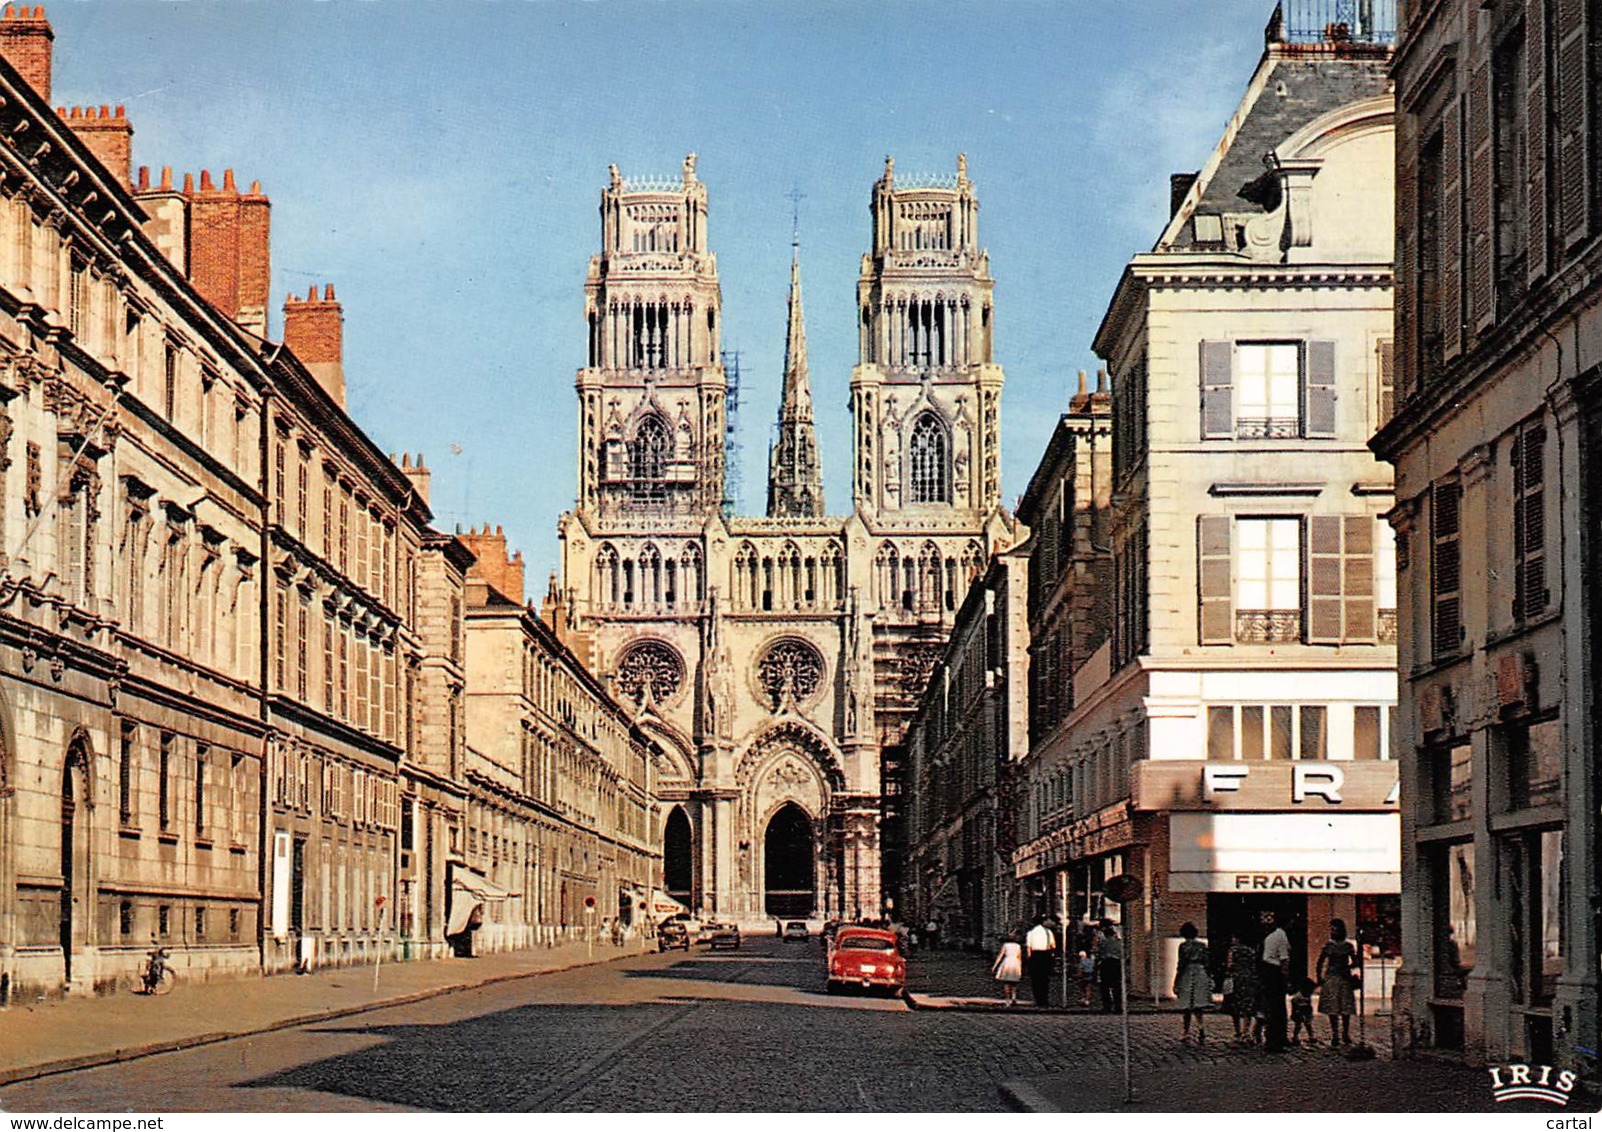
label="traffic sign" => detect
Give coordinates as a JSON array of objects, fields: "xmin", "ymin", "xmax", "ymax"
[{"xmin": 584, "ymin": 896, "xmax": 597, "ymax": 913}]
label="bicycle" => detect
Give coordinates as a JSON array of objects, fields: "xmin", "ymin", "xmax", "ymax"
[{"xmin": 137, "ymin": 945, "xmax": 175, "ymax": 996}]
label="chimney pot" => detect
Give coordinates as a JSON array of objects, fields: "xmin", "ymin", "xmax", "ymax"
[
  {"xmin": 199, "ymin": 169, "xmax": 214, "ymax": 191},
  {"xmin": 182, "ymin": 172, "xmax": 194, "ymax": 193},
  {"xmin": 222, "ymin": 167, "xmax": 236, "ymax": 192}
]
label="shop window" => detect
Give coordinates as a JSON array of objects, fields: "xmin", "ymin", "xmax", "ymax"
[
  {"xmin": 1505, "ymin": 828, "xmax": 1564, "ymax": 1007},
  {"xmin": 1298, "ymin": 706, "xmax": 1327, "ymax": 759},
  {"xmin": 1505, "ymin": 718, "xmax": 1562, "ymax": 812},
  {"xmin": 1353, "ymin": 706, "xmax": 1384, "ymax": 761},
  {"xmin": 1428, "ymin": 742, "xmax": 1472, "ymax": 824},
  {"xmin": 1431, "ymin": 841, "xmax": 1475, "ymax": 1000},
  {"xmin": 1207, "ymin": 707, "xmax": 1234, "ymax": 759}
]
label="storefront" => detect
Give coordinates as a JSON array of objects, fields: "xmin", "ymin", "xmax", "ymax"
[{"xmin": 1135, "ymin": 760, "xmax": 1402, "ymax": 989}]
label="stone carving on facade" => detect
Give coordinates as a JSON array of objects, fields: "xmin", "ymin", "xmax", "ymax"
[
  {"xmin": 767, "ymin": 757, "xmax": 811, "ymax": 793},
  {"xmin": 615, "ymin": 639, "xmax": 685, "ymax": 708},
  {"xmin": 23, "ymin": 441, "xmax": 40, "ymax": 517},
  {"xmin": 841, "ymin": 586, "xmax": 873, "ymax": 737},
  {"xmin": 0, "ymin": 406, "xmax": 12, "ymax": 474},
  {"xmin": 700, "ymin": 589, "xmax": 734, "ymax": 742},
  {"xmin": 757, "ymin": 637, "xmax": 825, "ymax": 712}
]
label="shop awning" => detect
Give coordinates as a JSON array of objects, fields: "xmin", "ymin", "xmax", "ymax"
[{"xmin": 447, "ymin": 871, "xmax": 514, "ymax": 936}]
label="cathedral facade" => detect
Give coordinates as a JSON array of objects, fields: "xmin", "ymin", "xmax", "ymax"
[{"xmin": 556, "ymin": 155, "xmax": 1014, "ymax": 922}]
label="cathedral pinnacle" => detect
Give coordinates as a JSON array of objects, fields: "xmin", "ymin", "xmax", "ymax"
[{"xmin": 767, "ymin": 240, "xmax": 824, "ymax": 519}]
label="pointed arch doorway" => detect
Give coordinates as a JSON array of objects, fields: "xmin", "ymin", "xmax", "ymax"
[
  {"xmin": 763, "ymin": 803, "xmax": 815, "ymax": 918},
  {"xmin": 663, "ymin": 805, "xmax": 693, "ymax": 909}
]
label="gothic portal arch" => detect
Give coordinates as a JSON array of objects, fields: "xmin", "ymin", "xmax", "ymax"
[
  {"xmin": 762, "ymin": 802, "xmax": 815, "ymax": 918},
  {"xmin": 662, "ymin": 805, "xmax": 695, "ymax": 910}
]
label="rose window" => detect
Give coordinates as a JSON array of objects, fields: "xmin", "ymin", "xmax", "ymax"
[
  {"xmin": 615, "ymin": 641, "xmax": 684, "ymax": 706},
  {"xmin": 756, "ymin": 639, "xmax": 825, "ymax": 710}
]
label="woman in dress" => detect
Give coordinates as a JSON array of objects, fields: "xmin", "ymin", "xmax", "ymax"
[
  {"xmin": 1227, "ymin": 934, "xmax": 1261, "ymax": 1045},
  {"xmin": 1316, "ymin": 917, "xmax": 1361, "ymax": 1046},
  {"xmin": 1173, "ymin": 921, "xmax": 1213, "ymax": 1043},
  {"xmin": 992, "ymin": 930, "xmax": 1024, "ymax": 1005}
]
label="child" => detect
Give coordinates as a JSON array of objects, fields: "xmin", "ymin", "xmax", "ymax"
[
  {"xmin": 1078, "ymin": 950, "xmax": 1095, "ymax": 1007},
  {"xmin": 1290, "ymin": 977, "xmax": 1317, "ymax": 1046}
]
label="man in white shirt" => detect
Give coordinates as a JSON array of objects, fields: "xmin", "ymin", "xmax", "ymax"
[
  {"xmin": 1260, "ymin": 913, "xmax": 1293, "ymax": 1052},
  {"xmin": 1025, "ymin": 916, "xmax": 1057, "ymax": 1008}
]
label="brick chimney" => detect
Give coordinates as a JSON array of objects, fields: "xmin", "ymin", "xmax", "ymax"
[
  {"xmin": 459, "ymin": 525, "xmax": 526, "ymax": 605},
  {"xmin": 283, "ymin": 284, "xmax": 344, "ymax": 408},
  {"xmin": 0, "ymin": 5, "xmax": 52, "ymax": 101},
  {"xmin": 59, "ymin": 105, "xmax": 133, "ymax": 190},
  {"xmin": 394, "ymin": 451, "xmax": 431, "ymax": 507},
  {"xmin": 186, "ymin": 168, "xmax": 271, "ymax": 336}
]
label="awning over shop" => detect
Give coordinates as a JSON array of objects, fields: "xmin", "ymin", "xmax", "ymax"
[
  {"xmin": 644, "ymin": 889, "xmax": 689, "ymax": 920},
  {"xmin": 448, "ymin": 871, "xmax": 514, "ymax": 936}
]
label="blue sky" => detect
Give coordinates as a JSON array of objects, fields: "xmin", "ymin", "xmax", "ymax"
[{"xmin": 47, "ymin": 0, "xmax": 1273, "ymax": 584}]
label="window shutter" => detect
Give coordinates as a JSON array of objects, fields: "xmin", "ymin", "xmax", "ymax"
[
  {"xmin": 1557, "ymin": 0, "xmax": 1590, "ymax": 245},
  {"xmin": 1513, "ymin": 425, "xmax": 1548, "ymax": 618},
  {"xmin": 1527, "ymin": 0, "xmax": 1550, "ymax": 283},
  {"xmin": 1468, "ymin": 58, "xmax": 1496, "ymax": 332},
  {"xmin": 1376, "ymin": 339, "xmax": 1395, "ymax": 426},
  {"xmin": 1432, "ymin": 482, "xmax": 1464, "ymax": 657},
  {"xmin": 1441, "ymin": 94, "xmax": 1465, "ymax": 359},
  {"xmin": 1308, "ymin": 515, "xmax": 1345, "ymax": 643},
  {"xmin": 1197, "ymin": 515, "xmax": 1233, "ymax": 644},
  {"xmin": 1200, "ymin": 340, "xmax": 1233, "ymax": 439},
  {"xmin": 1343, "ymin": 514, "xmax": 1377, "ymax": 641},
  {"xmin": 1305, "ymin": 340, "xmax": 1337, "ymax": 437}
]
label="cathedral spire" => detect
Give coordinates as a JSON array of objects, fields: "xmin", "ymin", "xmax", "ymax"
[{"xmin": 767, "ymin": 239, "xmax": 825, "ymax": 518}]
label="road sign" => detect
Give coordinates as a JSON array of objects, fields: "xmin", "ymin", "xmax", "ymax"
[{"xmin": 584, "ymin": 896, "xmax": 597, "ymax": 913}]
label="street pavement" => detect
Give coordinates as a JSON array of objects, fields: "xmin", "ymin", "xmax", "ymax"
[{"xmin": 0, "ymin": 935, "xmax": 1530, "ymax": 1113}]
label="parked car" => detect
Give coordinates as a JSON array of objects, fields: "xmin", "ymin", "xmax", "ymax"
[
  {"xmin": 825, "ymin": 926, "xmax": 906, "ymax": 996},
  {"xmin": 782, "ymin": 920, "xmax": 810, "ymax": 942},
  {"xmin": 709, "ymin": 923, "xmax": 742, "ymax": 950},
  {"xmin": 657, "ymin": 921, "xmax": 691, "ymax": 951}
]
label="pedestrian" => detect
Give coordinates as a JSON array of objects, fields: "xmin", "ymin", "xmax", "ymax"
[
  {"xmin": 1315, "ymin": 917, "xmax": 1361, "ymax": 1047},
  {"xmin": 1024, "ymin": 916, "xmax": 1056, "ymax": 1008},
  {"xmin": 1077, "ymin": 949, "xmax": 1095, "ymax": 1007},
  {"xmin": 1226, "ymin": 934, "xmax": 1261, "ymax": 1045},
  {"xmin": 925, "ymin": 918, "xmax": 940, "ymax": 951},
  {"xmin": 1172, "ymin": 920, "xmax": 1212, "ymax": 1043},
  {"xmin": 1096, "ymin": 918, "xmax": 1123, "ymax": 1014},
  {"xmin": 1290, "ymin": 977, "xmax": 1317, "ymax": 1046},
  {"xmin": 992, "ymin": 930, "xmax": 1024, "ymax": 1006},
  {"xmin": 1259, "ymin": 911, "xmax": 1292, "ymax": 1053}
]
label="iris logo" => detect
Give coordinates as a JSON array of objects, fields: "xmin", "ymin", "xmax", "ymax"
[{"xmin": 1487, "ymin": 1063, "xmax": 1577, "ymax": 1105}]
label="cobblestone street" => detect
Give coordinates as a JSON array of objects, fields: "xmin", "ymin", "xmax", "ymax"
[{"xmin": 0, "ymin": 937, "xmax": 1521, "ymax": 1113}]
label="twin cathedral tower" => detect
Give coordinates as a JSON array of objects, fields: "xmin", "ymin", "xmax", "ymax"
[{"xmin": 556, "ymin": 154, "xmax": 1014, "ymax": 921}]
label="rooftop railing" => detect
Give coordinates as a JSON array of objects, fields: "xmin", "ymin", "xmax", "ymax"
[{"xmin": 1267, "ymin": 0, "xmax": 1397, "ymax": 47}]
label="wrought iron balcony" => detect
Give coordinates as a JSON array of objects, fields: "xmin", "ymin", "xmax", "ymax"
[
  {"xmin": 1235, "ymin": 416, "xmax": 1302, "ymax": 440},
  {"xmin": 1236, "ymin": 609, "xmax": 1302, "ymax": 643}
]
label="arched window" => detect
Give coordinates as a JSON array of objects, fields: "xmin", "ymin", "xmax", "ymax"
[
  {"xmin": 628, "ymin": 416, "xmax": 669, "ymax": 498},
  {"xmin": 909, "ymin": 413, "xmax": 949, "ymax": 504}
]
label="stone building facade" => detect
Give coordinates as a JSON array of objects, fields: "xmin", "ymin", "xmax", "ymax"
[
  {"xmin": 463, "ymin": 529, "xmax": 659, "ymax": 955},
  {"xmin": 900, "ymin": 543, "xmax": 1029, "ymax": 949},
  {"xmin": 0, "ymin": 8, "xmax": 648, "ymax": 997},
  {"xmin": 556, "ymin": 155, "xmax": 1014, "ymax": 923},
  {"xmin": 1377, "ymin": 0, "xmax": 1599, "ymax": 1071},
  {"xmin": 1014, "ymin": 12, "xmax": 1400, "ymax": 999}
]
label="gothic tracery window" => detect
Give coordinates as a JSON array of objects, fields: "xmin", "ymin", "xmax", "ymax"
[
  {"xmin": 909, "ymin": 413, "xmax": 949, "ymax": 504},
  {"xmin": 628, "ymin": 415, "xmax": 669, "ymax": 499},
  {"xmin": 615, "ymin": 641, "xmax": 685, "ymax": 706},
  {"xmin": 756, "ymin": 638, "xmax": 825, "ymax": 710}
]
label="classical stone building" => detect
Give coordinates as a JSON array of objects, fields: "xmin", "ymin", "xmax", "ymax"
[
  {"xmin": 462, "ymin": 528, "xmax": 660, "ymax": 955},
  {"xmin": 0, "ymin": 7, "xmax": 514, "ymax": 995},
  {"xmin": 1014, "ymin": 8, "xmax": 1400, "ymax": 999},
  {"xmin": 556, "ymin": 155, "xmax": 1014, "ymax": 922},
  {"xmin": 1377, "ymin": 0, "xmax": 1599, "ymax": 1071}
]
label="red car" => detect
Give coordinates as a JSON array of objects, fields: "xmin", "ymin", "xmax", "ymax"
[{"xmin": 825, "ymin": 927, "xmax": 906, "ymax": 996}]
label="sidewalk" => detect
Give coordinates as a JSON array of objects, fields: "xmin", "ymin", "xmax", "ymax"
[{"xmin": 0, "ymin": 936, "xmax": 644, "ymax": 1087}]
